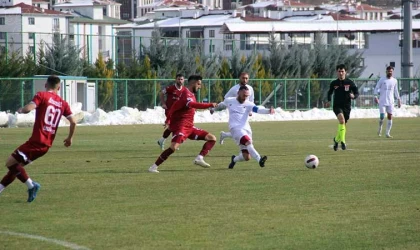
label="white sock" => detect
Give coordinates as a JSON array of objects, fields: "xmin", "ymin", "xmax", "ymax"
[
  {"xmin": 0, "ymin": 184, "xmax": 5, "ymax": 193},
  {"xmin": 246, "ymin": 144, "xmax": 261, "ymax": 162},
  {"xmin": 25, "ymin": 178, "xmax": 34, "ymax": 189},
  {"xmin": 225, "ymin": 132, "xmax": 232, "ymax": 138},
  {"xmin": 195, "ymin": 155, "xmax": 203, "ymax": 161},
  {"xmin": 379, "ymin": 119, "xmax": 383, "ymax": 129},
  {"xmin": 386, "ymin": 120, "xmax": 393, "ymax": 135},
  {"xmin": 234, "ymin": 154, "xmax": 245, "ymax": 162}
]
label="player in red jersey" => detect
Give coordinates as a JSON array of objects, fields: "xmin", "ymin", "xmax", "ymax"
[
  {"xmin": 149, "ymin": 75, "xmax": 218, "ymax": 173},
  {"xmin": 0, "ymin": 75, "xmax": 77, "ymax": 202},
  {"xmin": 156, "ymin": 73, "xmax": 185, "ymax": 150}
]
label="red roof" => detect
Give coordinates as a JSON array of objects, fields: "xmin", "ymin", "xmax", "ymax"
[
  {"xmin": 355, "ymin": 4, "xmax": 384, "ymax": 11},
  {"xmin": 13, "ymin": 3, "xmax": 68, "ymax": 15}
]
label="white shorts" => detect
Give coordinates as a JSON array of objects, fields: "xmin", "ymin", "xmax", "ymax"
[
  {"xmin": 231, "ymin": 128, "xmax": 252, "ymax": 148},
  {"xmin": 379, "ymin": 104, "xmax": 394, "ymax": 115}
]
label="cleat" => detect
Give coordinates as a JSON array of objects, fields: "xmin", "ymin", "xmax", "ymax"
[
  {"xmin": 333, "ymin": 137, "xmax": 338, "ymax": 151},
  {"xmin": 27, "ymin": 182, "xmax": 40, "ymax": 203},
  {"xmin": 386, "ymin": 134, "xmax": 393, "ymax": 138},
  {"xmin": 259, "ymin": 156, "xmax": 267, "ymax": 167},
  {"xmin": 228, "ymin": 155, "xmax": 236, "ymax": 169},
  {"xmin": 194, "ymin": 158, "xmax": 210, "ymax": 168},
  {"xmin": 219, "ymin": 131, "xmax": 227, "ymax": 145},
  {"xmin": 341, "ymin": 142, "xmax": 347, "ymax": 150},
  {"xmin": 157, "ymin": 138, "xmax": 165, "ymax": 150},
  {"xmin": 148, "ymin": 165, "xmax": 159, "ymax": 173}
]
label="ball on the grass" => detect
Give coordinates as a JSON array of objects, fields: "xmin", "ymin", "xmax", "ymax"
[{"xmin": 304, "ymin": 155, "xmax": 319, "ymax": 169}]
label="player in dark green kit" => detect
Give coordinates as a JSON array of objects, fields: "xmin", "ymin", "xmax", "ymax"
[{"xmin": 324, "ymin": 64, "xmax": 359, "ymax": 151}]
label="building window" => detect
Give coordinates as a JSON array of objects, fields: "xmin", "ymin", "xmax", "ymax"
[
  {"xmin": 29, "ymin": 46, "xmax": 35, "ymax": 54},
  {"xmin": 0, "ymin": 32, "xmax": 6, "ymax": 39},
  {"xmin": 224, "ymin": 33, "xmax": 234, "ymax": 40},
  {"xmin": 53, "ymin": 18, "xmax": 59, "ymax": 29},
  {"xmin": 0, "ymin": 17, "xmax": 5, "ymax": 25},
  {"xmin": 28, "ymin": 33, "xmax": 35, "ymax": 39},
  {"xmin": 209, "ymin": 44, "xmax": 215, "ymax": 53},
  {"xmin": 186, "ymin": 31, "xmax": 190, "ymax": 38},
  {"xmin": 209, "ymin": 30, "xmax": 215, "ymax": 38},
  {"xmin": 28, "ymin": 17, "xmax": 35, "ymax": 25},
  {"xmin": 413, "ymin": 40, "xmax": 420, "ymax": 48}
]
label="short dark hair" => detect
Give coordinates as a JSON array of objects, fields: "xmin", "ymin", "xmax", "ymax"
[
  {"xmin": 386, "ymin": 66, "xmax": 394, "ymax": 71},
  {"xmin": 176, "ymin": 73, "xmax": 184, "ymax": 78},
  {"xmin": 46, "ymin": 75, "xmax": 61, "ymax": 87},
  {"xmin": 239, "ymin": 85, "xmax": 249, "ymax": 91},
  {"xmin": 188, "ymin": 75, "xmax": 202, "ymax": 83},
  {"xmin": 336, "ymin": 64, "xmax": 346, "ymax": 71}
]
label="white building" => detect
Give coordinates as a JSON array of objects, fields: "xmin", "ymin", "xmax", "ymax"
[
  {"xmin": 115, "ymin": 8, "xmax": 420, "ymax": 78},
  {"xmin": 53, "ymin": 0, "xmax": 128, "ymax": 63},
  {"xmin": 0, "ymin": 1, "xmax": 71, "ymax": 58}
]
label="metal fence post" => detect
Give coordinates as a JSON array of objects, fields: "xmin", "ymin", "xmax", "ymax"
[
  {"xmin": 114, "ymin": 80, "xmax": 118, "ymax": 111},
  {"xmin": 154, "ymin": 79, "xmax": 157, "ymax": 107},
  {"xmin": 21, "ymin": 81, "xmax": 25, "ymax": 107},
  {"xmin": 274, "ymin": 81, "xmax": 277, "ymax": 108},
  {"xmin": 307, "ymin": 80, "xmax": 311, "ymax": 109},
  {"xmin": 125, "ymin": 80, "xmax": 128, "ymax": 107},
  {"xmin": 284, "ymin": 80, "xmax": 287, "ymax": 110}
]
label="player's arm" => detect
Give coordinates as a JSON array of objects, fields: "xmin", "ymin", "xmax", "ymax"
[
  {"xmin": 63, "ymin": 115, "xmax": 76, "ymax": 147},
  {"xmin": 17, "ymin": 102, "xmax": 36, "ymax": 114},
  {"xmin": 394, "ymin": 82, "xmax": 401, "ymax": 108},
  {"xmin": 187, "ymin": 101, "xmax": 217, "ymax": 109},
  {"xmin": 160, "ymin": 87, "xmax": 167, "ymax": 109},
  {"xmin": 350, "ymin": 81, "xmax": 359, "ymax": 99},
  {"xmin": 324, "ymin": 82, "xmax": 334, "ymax": 108},
  {"xmin": 374, "ymin": 79, "xmax": 382, "ymax": 103},
  {"xmin": 251, "ymin": 105, "xmax": 274, "ymax": 115}
]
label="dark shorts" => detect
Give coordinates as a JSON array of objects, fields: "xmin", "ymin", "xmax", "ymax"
[
  {"xmin": 171, "ymin": 126, "xmax": 209, "ymax": 144},
  {"xmin": 12, "ymin": 141, "xmax": 50, "ymax": 165},
  {"xmin": 333, "ymin": 106, "xmax": 351, "ymax": 123}
]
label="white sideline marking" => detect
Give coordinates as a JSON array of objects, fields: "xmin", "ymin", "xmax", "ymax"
[{"xmin": 0, "ymin": 231, "xmax": 91, "ymax": 250}]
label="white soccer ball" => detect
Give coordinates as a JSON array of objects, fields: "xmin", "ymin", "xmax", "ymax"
[{"xmin": 304, "ymin": 155, "xmax": 319, "ymax": 169}]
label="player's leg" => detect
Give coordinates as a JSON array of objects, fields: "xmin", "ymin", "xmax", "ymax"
[
  {"xmin": 157, "ymin": 128, "xmax": 172, "ymax": 150},
  {"xmin": 1, "ymin": 143, "xmax": 45, "ymax": 202},
  {"xmin": 240, "ymin": 134, "xmax": 267, "ymax": 167},
  {"xmin": 378, "ymin": 105, "xmax": 386, "ymax": 136},
  {"xmin": 190, "ymin": 127, "xmax": 216, "ymax": 168},
  {"xmin": 340, "ymin": 109, "xmax": 350, "ymax": 150},
  {"xmin": 385, "ymin": 106, "xmax": 394, "ymax": 138},
  {"xmin": 149, "ymin": 132, "xmax": 184, "ymax": 173},
  {"xmin": 332, "ymin": 107, "xmax": 345, "ymax": 151},
  {"xmin": 219, "ymin": 131, "xmax": 232, "ymax": 145}
]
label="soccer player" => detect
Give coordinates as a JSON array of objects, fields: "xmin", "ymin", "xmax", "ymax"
[
  {"xmin": 325, "ymin": 64, "xmax": 359, "ymax": 151},
  {"xmin": 148, "ymin": 75, "xmax": 218, "ymax": 173},
  {"xmin": 157, "ymin": 73, "xmax": 185, "ymax": 150},
  {"xmin": 219, "ymin": 72, "xmax": 255, "ymax": 145},
  {"xmin": 374, "ymin": 66, "xmax": 401, "ymax": 138},
  {"xmin": 216, "ymin": 85, "xmax": 274, "ymax": 169},
  {"xmin": 0, "ymin": 75, "xmax": 76, "ymax": 202}
]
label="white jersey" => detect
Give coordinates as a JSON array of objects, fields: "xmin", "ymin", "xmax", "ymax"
[
  {"xmin": 219, "ymin": 97, "xmax": 255, "ymax": 131},
  {"xmin": 374, "ymin": 77, "xmax": 400, "ymax": 106},
  {"xmin": 224, "ymin": 84, "xmax": 255, "ymax": 103}
]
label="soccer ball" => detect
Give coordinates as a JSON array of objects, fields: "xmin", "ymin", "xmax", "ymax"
[{"xmin": 304, "ymin": 155, "xmax": 319, "ymax": 169}]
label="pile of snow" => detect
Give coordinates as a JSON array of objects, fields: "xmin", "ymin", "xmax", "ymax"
[{"xmin": 2, "ymin": 102, "xmax": 418, "ymax": 128}]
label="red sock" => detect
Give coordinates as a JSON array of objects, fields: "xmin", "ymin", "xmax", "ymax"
[
  {"xmin": 162, "ymin": 128, "xmax": 172, "ymax": 139},
  {"xmin": 15, "ymin": 165, "xmax": 29, "ymax": 183},
  {"xmin": 0, "ymin": 163, "xmax": 20, "ymax": 187},
  {"xmin": 155, "ymin": 148, "xmax": 175, "ymax": 166},
  {"xmin": 200, "ymin": 140, "xmax": 216, "ymax": 157}
]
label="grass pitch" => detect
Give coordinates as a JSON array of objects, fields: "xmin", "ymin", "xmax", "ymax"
[{"xmin": 0, "ymin": 118, "xmax": 419, "ymax": 250}]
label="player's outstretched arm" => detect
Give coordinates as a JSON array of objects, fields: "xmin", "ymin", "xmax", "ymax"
[
  {"xmin": 63, "ymin": 116, "xmax": 76, "ymax": 147},
  {"xmin": 252, "ymin": 106, "xmax": 274, "ymax": 114},
  {"xmin": 17, "ymin": 102, "xmax": 36, "ymax": 114}
]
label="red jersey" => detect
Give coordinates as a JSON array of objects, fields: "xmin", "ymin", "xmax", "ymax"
[
  {"xmin": 166, "ymin": 88, "xmax": 213, "ymax": 131},
  {"xmin": 163, "ymin": 84, "xmax": 183, "ymax": 109},
  {"xmin": 28, "ymin": 91, "xmax": 72, "ymax": 147}
]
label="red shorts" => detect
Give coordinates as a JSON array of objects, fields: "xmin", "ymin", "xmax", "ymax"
[
  {"xmin": 171, "ymin": 126, "xmax": 209, "ymax": 144},
  {"xmin": 12, "ymin": 141, "xmax": 50, "ymax": 165}
]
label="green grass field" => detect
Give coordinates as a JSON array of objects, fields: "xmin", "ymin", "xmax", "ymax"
[{"xmin": 0, "ymin": 118, "xmax": 419, "ymax": 250}]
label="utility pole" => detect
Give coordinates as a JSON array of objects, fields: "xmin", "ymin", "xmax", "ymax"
[{"xmin": 401, "ymin": 0, "xmax": 413, "ymax": 79}]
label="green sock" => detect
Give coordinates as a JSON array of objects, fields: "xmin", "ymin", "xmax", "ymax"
[
  {"xmin": 339, "ymin": 124, "xmax": 346, "ymax": 143},
  {"xmin": 335, "ymin": 124, "xmax": 341, "ymax": 142}
]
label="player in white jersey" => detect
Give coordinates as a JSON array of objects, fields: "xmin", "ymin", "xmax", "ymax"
[
  {"xmin": 219, "ymin": 72, "xmax": 255, "ymax": 145},
  {"xmin": 216, "ymin": 85, "xmax": 274, "ymax": 169},
  {"xmin": 374, "ymin": 66, "xmax": 401, "ymax": 138}
]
